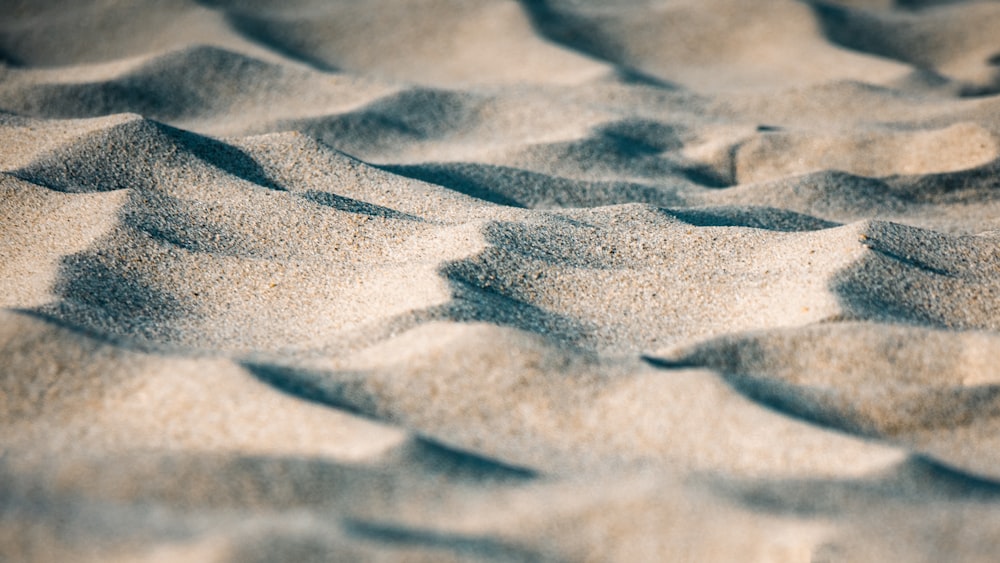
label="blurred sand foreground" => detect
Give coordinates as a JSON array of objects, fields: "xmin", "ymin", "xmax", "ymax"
[{"xmin": 2, "ymin": 1, "xmax": 1000, "ymax": 561}]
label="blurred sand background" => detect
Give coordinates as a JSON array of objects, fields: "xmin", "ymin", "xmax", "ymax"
[{"xmin": 2, "ymin": 0, "xmax": 1000, "ymax": 560}]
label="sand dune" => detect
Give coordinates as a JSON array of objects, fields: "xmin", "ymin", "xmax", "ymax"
[{"xmin": 3, "ymin": 0, "xmax": 1000, "ymax": 561}]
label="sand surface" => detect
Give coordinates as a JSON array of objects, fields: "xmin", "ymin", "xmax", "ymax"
[{"xmin": 2, "ymin": 1, "xmax": 1000, "ymax": 561}]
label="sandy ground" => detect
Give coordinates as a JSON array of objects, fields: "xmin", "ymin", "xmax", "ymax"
[{"xmin": 2, "ymin": 1, "xmax": 1000, "ymax": 561}]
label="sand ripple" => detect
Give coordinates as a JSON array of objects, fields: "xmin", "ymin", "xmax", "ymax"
[{"xmin": 3, "ymin": 1, "xmax": 1000, "ymax": 560}]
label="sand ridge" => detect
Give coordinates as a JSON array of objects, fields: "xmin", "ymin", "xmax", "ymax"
[{"xmin": 2, "ymin": 0, "xmax": 1000, "ymax": 561}]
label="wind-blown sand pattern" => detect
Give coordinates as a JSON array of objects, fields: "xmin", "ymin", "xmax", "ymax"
[{"xmin": 2, "ymin": 0, "xmax": 1000, "ymax": 560}]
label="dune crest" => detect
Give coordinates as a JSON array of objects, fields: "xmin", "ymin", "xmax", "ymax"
[{"xmin": 3, "ymin": 0, "xmax": 1000, "ymax": 560}]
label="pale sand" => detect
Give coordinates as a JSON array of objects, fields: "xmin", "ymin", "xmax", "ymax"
[{"xmin": 2, "ymin": 0, "xmax": 1000, "ymax": 561}]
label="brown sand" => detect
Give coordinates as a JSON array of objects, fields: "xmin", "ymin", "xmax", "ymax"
[{"xmin": 2, "ymin": 0, "xmax": 1000, "ymax": 561}]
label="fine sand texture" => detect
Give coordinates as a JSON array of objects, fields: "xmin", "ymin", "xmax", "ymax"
[{"xmin": 3, "ymin": 1, "xmax": 1000, "ymax": 561}]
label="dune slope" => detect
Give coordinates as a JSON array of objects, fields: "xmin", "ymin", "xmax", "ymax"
[{"xmin": 3, "ymin": 1, "xmax": 1000, "ymax": 561}]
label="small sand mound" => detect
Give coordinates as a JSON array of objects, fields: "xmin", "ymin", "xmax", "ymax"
[
  {"xmin": 660, "ymin": 322, "xmax": 1000, "ymax": 479},
  {"xmin": 735, "ymin": 122, "xmax": 999, "ymax": 183},
  {"xmin": 0, "ymin": 46, "xmax": 294, "ymax": 121},
  {"xmin": 214, "ymin": 0, "xmax": 608, "ymax": 85},
  {"xmin": 11, "ymin": 114, "xmax": 280, "ymax": 192}
]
